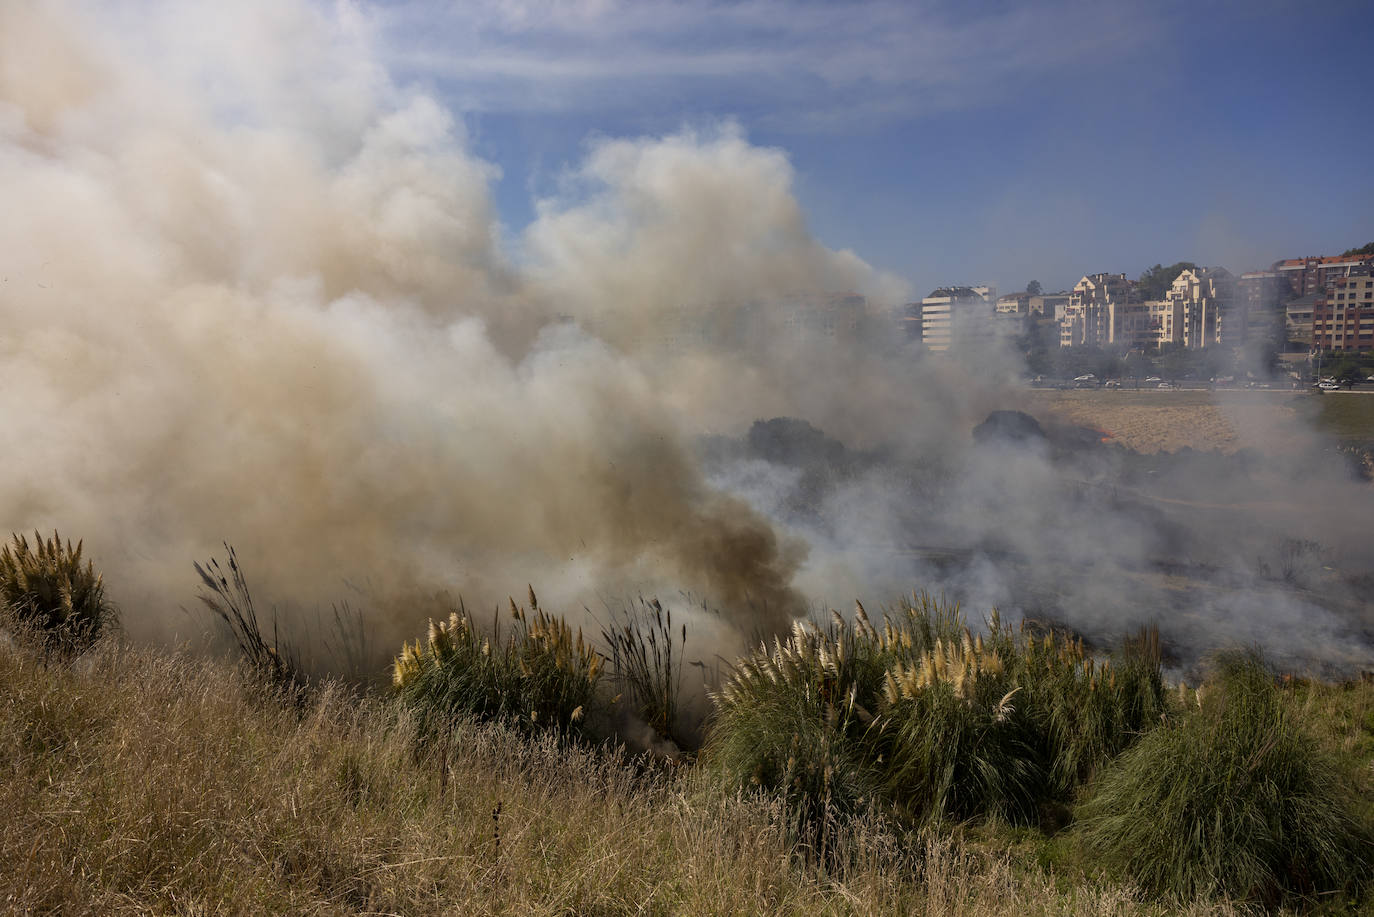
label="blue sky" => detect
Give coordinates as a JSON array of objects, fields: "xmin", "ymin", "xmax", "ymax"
[{"xmin": 372, "ymin": 0, "xmax": 1373, "ymax": 300}]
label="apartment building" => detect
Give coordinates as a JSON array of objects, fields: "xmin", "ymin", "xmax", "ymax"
[
  {"xmin": 1146, "ymin": 299, "xmax": 1182, "ymax": 346},
  {"xmin": 1059, "ymin": 273, "xmax": 1137, "ymax": 348},
  {"xmin": 915, "ymin": 285, "xmax": 996, "ymax": 351},
  {"xmin": 1235, "ymin": 270, "xmax": 1287, "ymax": 349},
  {"xmin": 1286, "ymin": 294, "xmax": 1317, "ymax": 348},
  {"xmin": 1273, "ymin": 253, "xmax": 1374, "ymax": 299},
  {"xmin": 1313, "ymin": 271, "xmax": 1374, "ymax": 352},
  {"xmin": 1030, "ymin": 292, "xmax": 1070, "ymax": 319},
  {"xmin": 996, "ymin": 292, "xmax": 1030, "ymax": 315},
  {"xmin": 1166, "ymin": 267, "xmax": 1234, "ymax": 348}
]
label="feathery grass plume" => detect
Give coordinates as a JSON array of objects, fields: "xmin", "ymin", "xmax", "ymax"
[
  {"xmin": 193, "ymin": 544, "xmax": 303, "ymax": 691},
  {"xmin": 393, "ymin": 593, "xmax": 604, "ymax": 744},
  {"xmin": 704, "ymin": 615, "xmax": 886, "ymax": 852},
  {"xmin": 1076, "ymin": 649, "xmax": 1374, "ymax": 905},
  {"xmin": 873, "ymin": 612, "xmax": 1043, "ymax": 826},
  {"xmin": 600, "ymin": 596, "xmax": 688, "ymax": 747},
  {"xmin": 708, "ymin": 593, "xmax": 1170, "ymax": 841},
  {"xmin": 0, "ymin": 530, "xmax": 114, "ymax": 652}
]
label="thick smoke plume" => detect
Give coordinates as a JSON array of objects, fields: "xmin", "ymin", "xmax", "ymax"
[
  {"xmin": 3, "ymin": 1, "xmax": 1371, "ymax": 678},
  {"xmin": 0, "ymin": 0, "xmax": 911, "ymax": 660}
]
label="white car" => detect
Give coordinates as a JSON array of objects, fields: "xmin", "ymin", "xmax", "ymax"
[
  {"xmin": 1317, "ymin": 381, "xmax": 1341, "ymax": 391},
  {"xmin": 1157, "ymin": 382, "xmax": 1174, "ymax": 390},
  {"xmin": 1073, "ymin": 373, "xmax": 1097, "ymax": 382},
  {"xmin": 1145, "ymin": 376, "xmax": 1162, "ymax": 383}
]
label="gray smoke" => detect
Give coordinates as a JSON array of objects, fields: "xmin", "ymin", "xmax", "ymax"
[{"xmin": 3, "ymin": 1, "xmax": 1370, "ymax": 678}]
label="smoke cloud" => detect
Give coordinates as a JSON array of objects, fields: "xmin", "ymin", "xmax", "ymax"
[
  {"xmin": 0, "ymin": 0, "xmax": 897, "ymax": 658},
  {"xmin": 3, "ymin": 1, "xmax": 1371, "ymax": 677}
]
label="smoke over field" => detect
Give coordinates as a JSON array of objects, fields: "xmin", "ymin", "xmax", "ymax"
[{"xmin": 3, "ymin": 1, "xmax": 1371, "ymax": 675}]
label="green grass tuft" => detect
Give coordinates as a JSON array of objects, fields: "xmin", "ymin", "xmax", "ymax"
[{"xmin": 1075, "ymin": 649, "xmax": 1374, "ymax": 905}]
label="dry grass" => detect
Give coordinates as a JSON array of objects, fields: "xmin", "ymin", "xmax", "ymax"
[
  {"xmin": 0, "ymin": 633, "xmax": 1269, "ymax": 916},
  {"xmin": 1025, "ymin": 390, "xmax": 1313, "ymax": 454}
]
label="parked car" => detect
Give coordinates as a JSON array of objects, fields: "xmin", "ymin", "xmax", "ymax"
[
  {"xmin": 1317, "ymin": 381, "xmax": 1341, "ymax": 391},
  {"xmin": 1157, "ymin": 382, "xmax": 1175, "ymax": 390},
  {"xmin": 1145, "ymin": 376, "xmax": 1162, "ymax": 383}
]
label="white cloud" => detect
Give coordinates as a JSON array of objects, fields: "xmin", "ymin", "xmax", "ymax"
[{"xmin": 374, "ymin": 0, "xmax": 1164, "ymax": 128}]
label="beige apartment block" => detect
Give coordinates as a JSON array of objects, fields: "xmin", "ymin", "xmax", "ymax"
[
  {"xmin": 1146, "ymin": 299, "xmax": 1182, "ymax": 346},
  {"xmin": 996, "ymin": 292, "xmax": 1030, "ymax": 315},
  {"xmin": 1059, "ymin": 273, "xmax": 1137, "ymax": 348},
  {"xmin": 1030, "ymin": 292, "xmax": 1070, "ymax": 319},
  {"xmin": 1167, "ymin": 267, "xmax": 1234, "ymax": 348}
]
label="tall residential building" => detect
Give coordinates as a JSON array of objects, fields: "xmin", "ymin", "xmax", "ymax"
[
  {"xmin": 1146, "ymin": 299, "xmax": 1182, "ymax": 347},
  {"xmin": 1313, "ymin": 270, "xmax": 1374, "ymax": 352},
  {"xmin": 1272, "ymin": 253, "xmax": 1374, "ymax": 299},
  {"xmin": 1060, "ymin": 273, "xmax": 1138, "ymax": 348},
  {"xmin": 1236, "ymin": 270, "xmax": 1288, "ymax": 350},
  {"xmin": 1166, "ymin": 267, "xmax": 1234, "ymax": 348},
  {"xmin": 916, "ymin": 285, "xmax": 996, "ymax": 352}
]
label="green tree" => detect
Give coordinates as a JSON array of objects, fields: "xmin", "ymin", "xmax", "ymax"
[
  {"xmin": 1159, "ymin": 344, "xmax": 1191, "ymax": 383},
  {"xmin": 1339, "ymin": 242, "xmax": 1374, "ymax": 257},
  {"xmin": 1136, "ymin": 261, "xmax": 1197, "ymax": 301},
  {"xmin": 1329, "ymin": 354, "xmax": 1364, "ymax": 388},
  {"xmin": 1123, "ymin": 351, "xmax": 1154, "ymax": 384},
  {"xmin": 1026, "ymin": 280, "xmax": 1043, "ymax": 296}
]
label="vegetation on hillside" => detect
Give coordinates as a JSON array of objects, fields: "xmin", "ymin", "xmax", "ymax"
[
  {"xmin": 2, "ymin": 534, "xmax": 1372, "ymax": 913},
  {"xmin": 705, "ymin": 599, "xmax": 1165, "ymax": 839}
]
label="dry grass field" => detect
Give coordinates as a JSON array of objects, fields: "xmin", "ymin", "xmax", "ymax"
[
  {"xmin": 2, "ymin": 636, "xmax": 1271, "ymax": 917},
  {"xmin": 1023, "ymin": 389, "xmax": 1374, "ymax": 454}
]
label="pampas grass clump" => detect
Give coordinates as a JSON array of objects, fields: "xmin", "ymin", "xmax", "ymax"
[
  {"xmin": 707, "ymin": 595, "xmax": 1168, "ymax": 833},
  {"xmin": 1075, "ymin": 650, "xmax": 1374, "ymax": 904},
  {"xmin": 394, "ymin": 587, "xmax": 603, "ymax": 742},
  {"xmin": 0, "ymin": 530, "xmax": 114, "ymax": 651}
]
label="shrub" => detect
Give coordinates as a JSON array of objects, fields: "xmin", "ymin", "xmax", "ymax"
[
  {"xmin": 1007, "ymin": 623, "xmax": 1166, "ymax": 795},
  {"xmin": 705, "ymin": 618, "xmax": 885, "ymax": 849},
  {"xmin": 706, "ymin": 596, "xmax": 1167, "ymax": 835},
  {"xmin": 1075, "ymin": 650, "xmax": 1374, "ymax": 904},
  {"xmin": 0, "ymin": 530, "xmax": 114, "ymax": 651},
  {"xmin": 393, "ymin": 587, "xmax": 603, "ymax": 742},
  {"xmin": 877, "ymin": 631, "xmax": 1043, "ymax": 826}
]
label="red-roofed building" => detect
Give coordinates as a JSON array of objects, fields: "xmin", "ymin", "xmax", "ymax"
[{"xmin": 1272, "ymin": 254, "xmax": 1374, "ymax": 299}]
